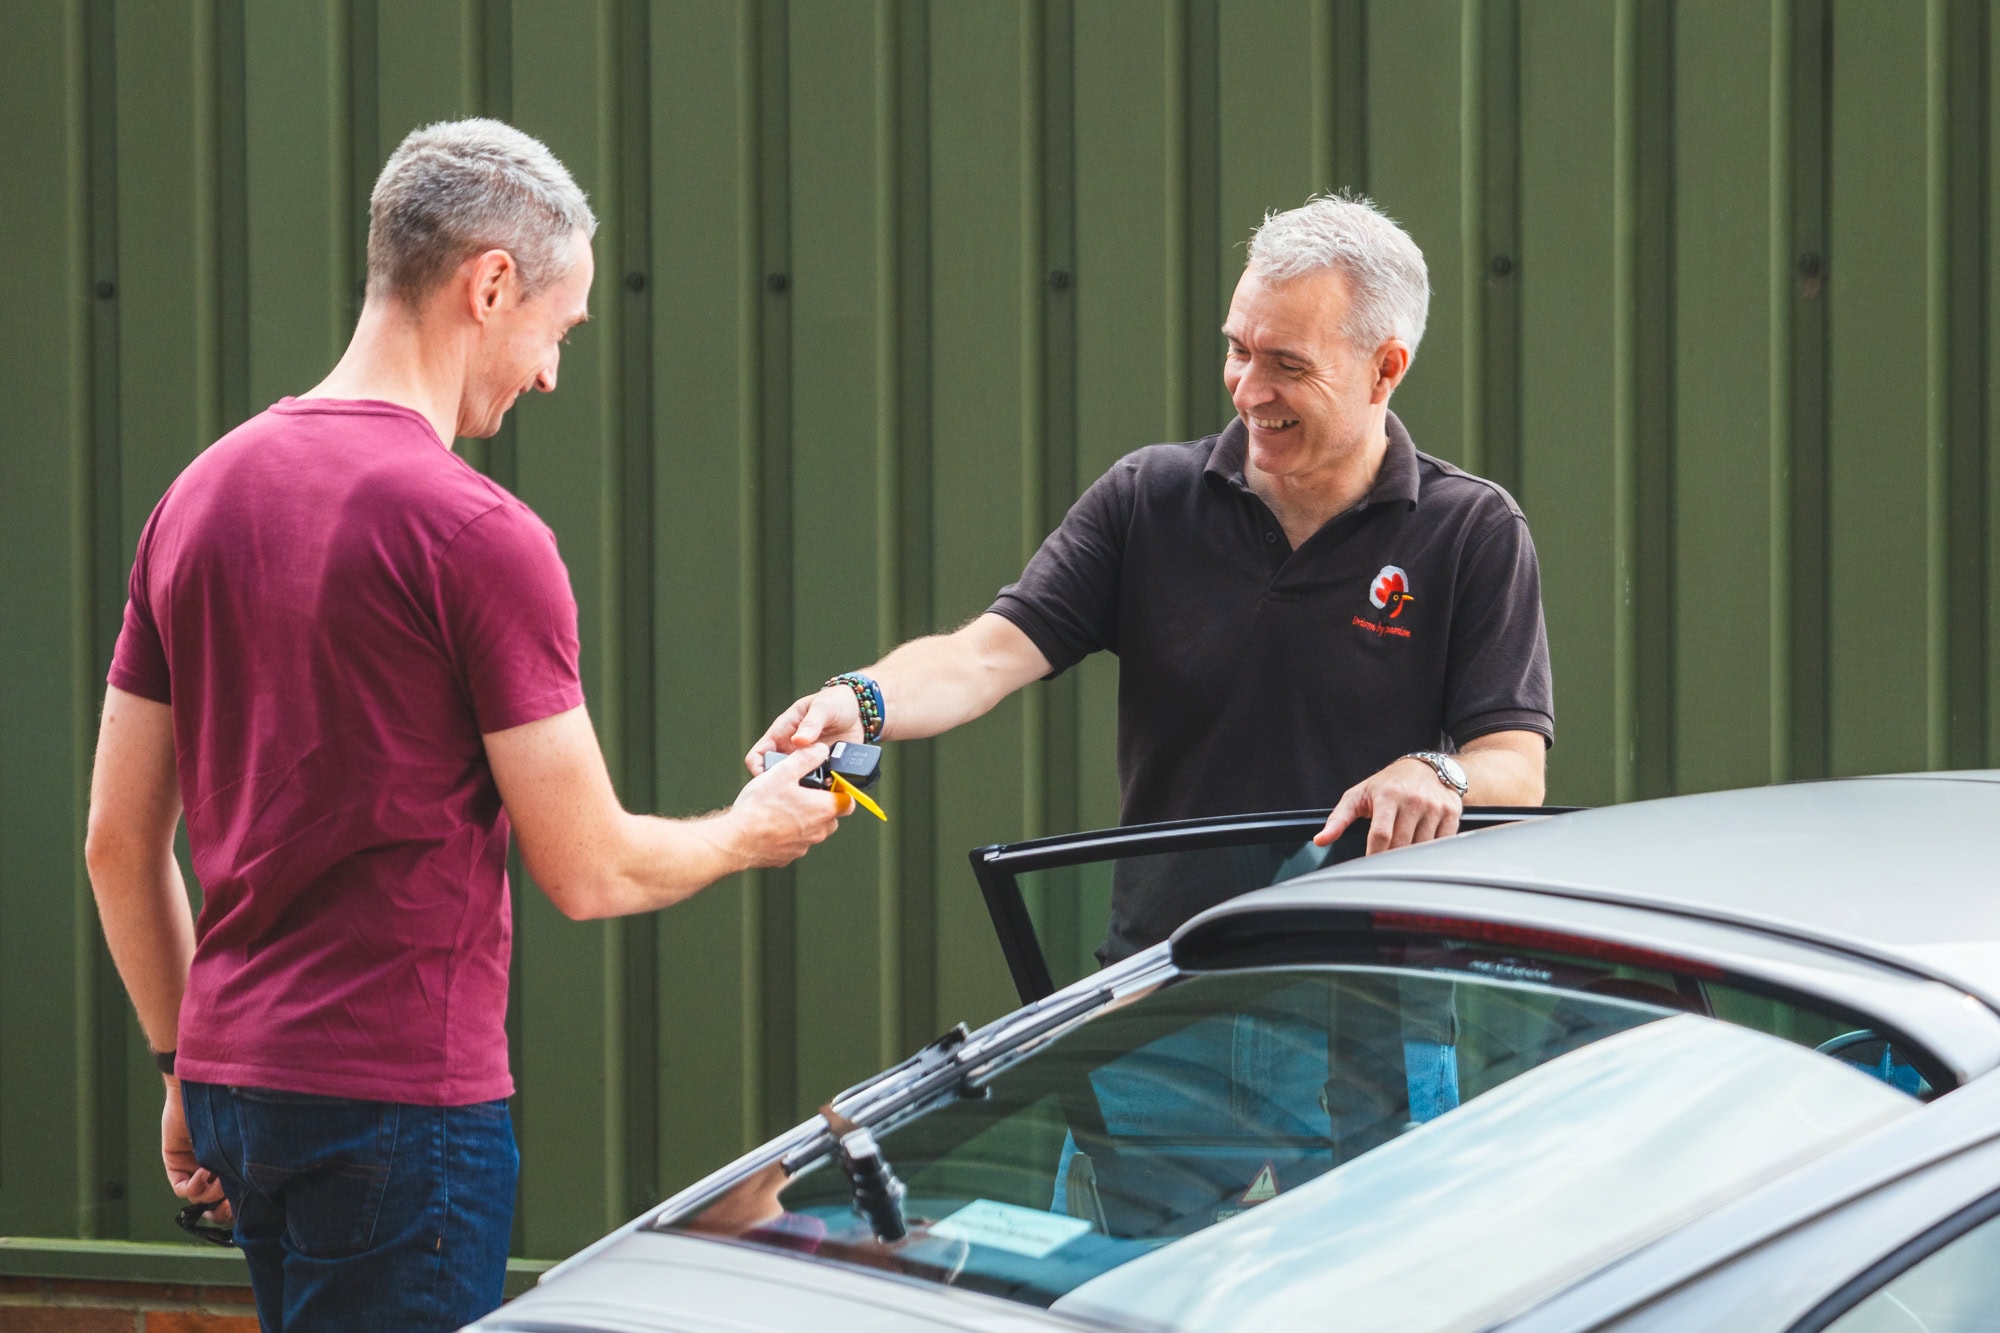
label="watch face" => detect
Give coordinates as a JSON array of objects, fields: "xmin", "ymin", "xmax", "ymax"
[{"xmin": 1440, "ymin": 755, "xmax": 1468, "ymax": 791}]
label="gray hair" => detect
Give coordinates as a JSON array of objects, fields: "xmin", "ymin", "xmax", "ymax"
[
  {"xmin": 367, "ymin": 118, "xmax": 597, "ymax": 304},
  {"xmin": 1245, "ymin": 192, "xmax": 1430, "ymax": 357}
]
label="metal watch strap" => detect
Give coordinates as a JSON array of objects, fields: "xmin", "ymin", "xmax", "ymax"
[{"xmin": 1405, "ymin": 750, "xmax": 1468, "ymax": 797}]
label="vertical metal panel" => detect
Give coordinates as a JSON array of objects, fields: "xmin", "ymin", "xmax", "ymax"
[
  {"xmin": 7, "ymin": 0, "xmax": 2000, "ymax": 1267},
  {"xmin": 647, "ymin": 0, "xmax": 763, "ymax": 1199},
  {"xmin": 1671, "ymin": 0, "xmax": 1781, "ymax": 795},
  {"xmin": 109, "ymin": 0, "xmax": 221, "ymax": 1241},
  {"xmin": 1518, "ymin": 0, "xmax": 1620, "ymax": 805},
  {"xmin": 783, "ymin": 0, "xmax": 898, "ymax": 1141},
  {"xmin": 0, "ymin": 0, "xmax": 91, "ymax": 1241},
  {"xmin": 927, "ymin": 0, "xmax": 1041, "ymax": 1036},
  {"xmin": 507, "ymin": 0, "xmax": 622, "ymax": 1252},
  {"xmin": 1825, "ymin": 0, "xmax": 1930, "ymax": 779},
  {"xmin": 1361, "ymin": 0, "xmax": 1465, "ymax": 466}
]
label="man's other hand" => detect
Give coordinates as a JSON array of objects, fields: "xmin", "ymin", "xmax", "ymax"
[
  {"xmin": 726, "ymin": 744, "xmax": 850, "ymax": 869},
  {"xmin": 745, "ymin": 687, "xmax": 862, "ymax": 777},
  {"xmin": 1314, "ymin": 757, "xmax": 1463, "ymax": 855},
  {"xmin": 163, "ymin": 1082, "xmax": 233, "ymax": 1225}
]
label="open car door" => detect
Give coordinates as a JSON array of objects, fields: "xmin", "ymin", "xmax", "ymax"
[{"xmin": 970, "ymin": 807, "xmax": 1570, "ymax": 1006}]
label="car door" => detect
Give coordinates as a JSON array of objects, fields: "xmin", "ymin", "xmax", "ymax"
[{"xmin": 968, "ymin": 807, "xmax": 1568, "ymax": 1005}]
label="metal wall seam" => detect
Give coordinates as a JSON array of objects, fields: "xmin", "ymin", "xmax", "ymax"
[
  {"xmin": 1926, "ymin": 0, "xmax": 1950, "ymax": 771},
  {"xmin": 614, "ymin": 0, "xmax": 658, "ymax": 1222},
  {"xmin": 1939, "ymin": 0, "xmax": 1989, "ymax": 769},
  {"xmin": 1633, "ymin": 0, "xmax": 1674, "ymax": 801},
  {"xmin": 752, "ymin": 0, "xmax": 796, "ymax": 1142},
  {"xmin": 1767, "ymin": 0, "xmax": 1794, "ymax": 782},
  {"xmin": 82, "ymin": 0, "xmax": 127, "ymax": 1241},
  {"xmin": 1784, "ymin": 0, "xmax": 1831, "ymax": 781},
  {"xmin": 481, "ymin": 0, "xmax": 518, "ymax": 491},
  {"xmin": 55, "ymin": 0, "xmax": 95, "ymax": 1237},
  {"xmin": 1990, "ymin": 0, "xmax": 2000, "ymax": 764},
  {"xmin": 1035, "ymin": 0, "xmax": 1082, "ymax": 1014},
  {"xmin": 1019, "ymin": 0, "xmax": 1049, "ymax": 852},
  {"xmin": 732, "ymin": 0, "xmax": 766, "ymax": 1158},
  {"xmin": 1613, "ymin": 0, "xmax": 1638, "ymax": 804},
  {"xmin": 890, "ymin": 0, "xmax": 937, "ymax": 1060},
  {"xmin": 347, "ymin": 0, "xmax": 378, "ymax": 330},
  {"xmin": 872, "ymin": 0, "xmax": 903, "ymax": 1068},
  {"xmin": 1473, "ymin": 0, "xmax": 1520, "ymax": 496},
  {"xmin": 1181, "ymin": 0, "xmax": 1221, "ymax": 439},
  {"xmin": 1312, "ymin": 0, "xmax": 1366, "ymax": 192}
]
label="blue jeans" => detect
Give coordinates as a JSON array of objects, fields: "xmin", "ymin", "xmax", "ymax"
[{"xmin": 181, "ymin": 1081, "xmax": 518, "ymax": 1332}]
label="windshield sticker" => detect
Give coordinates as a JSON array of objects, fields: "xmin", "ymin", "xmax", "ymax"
[
  {"xmin": 1215, "ymin": 1162, "xmax": 1283, "ymax": 1222},
  {"xmin": 929, "ymin": 1200, "xmax": 1092, "ymax": 1259}
]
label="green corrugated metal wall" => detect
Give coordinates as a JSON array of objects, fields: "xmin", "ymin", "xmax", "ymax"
[{"xmin": 2, "ymin": 0, "xmax": 1995, "ymax": 1264}]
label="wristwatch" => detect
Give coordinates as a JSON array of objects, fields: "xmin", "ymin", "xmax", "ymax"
[{"xmin": 1404, "ymin": 751, "xmax": 1468, "ymax": 798}]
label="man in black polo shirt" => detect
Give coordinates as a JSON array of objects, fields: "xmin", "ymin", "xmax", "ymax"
[{"xmin": 751, "ymin": 193, "xmax": 1551, "ymax": 961}]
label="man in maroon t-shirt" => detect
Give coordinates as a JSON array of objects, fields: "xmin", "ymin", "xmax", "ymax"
[{"xmin": 84, "ymin": 119, "xmax": 847, "ymax": 1332}]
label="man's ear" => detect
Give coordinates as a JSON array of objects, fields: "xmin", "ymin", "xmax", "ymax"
[
  {"xmin": 1371, "ymin": 340, "xmax": 1412, "ymax": 404},
  {"xmin": 465, "ymin": 249, "xmax": 518, "ymax": 324}
]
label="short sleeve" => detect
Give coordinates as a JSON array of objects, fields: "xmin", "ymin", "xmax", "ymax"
[
  {"xmin": 437, "ymin": 504, "xmax": 585, "ymax": 734},
  {"xmin": 108, "ymin": 510, "xmax": 172, "ymax": 704},
  {"xmin": 988, "ymin": 456, "xmax": 1137, "ymax": 676},
  {"xmin": 1443, "ymin": 513, "xmax": 1555, "ymax": 747}
]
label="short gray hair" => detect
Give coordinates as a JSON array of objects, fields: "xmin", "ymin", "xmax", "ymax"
[
  {"xmin": 1246, "ymin": 192, "xmax": 1430, "ymax": 357},
  {"xmin": 367, "ymin": 118, "xmax": 597, "ymax": 304}
]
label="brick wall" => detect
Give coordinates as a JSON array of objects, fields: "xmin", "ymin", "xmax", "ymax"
[{"xmin": 0, "ymin": 1276, "xmax": 257, "ymax": 1331}]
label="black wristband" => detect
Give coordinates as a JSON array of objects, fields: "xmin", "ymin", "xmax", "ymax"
[{"xmin": 153, "ymin": 1049, "xmax": 176, "ymax": 1076}]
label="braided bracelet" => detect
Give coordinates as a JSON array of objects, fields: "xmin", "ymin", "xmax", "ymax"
[{"xmin": 825, "ymin": 673, "xmax": 885, "ymax": 743}]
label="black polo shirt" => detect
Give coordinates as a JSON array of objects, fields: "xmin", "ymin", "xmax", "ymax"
[{"xmin": 989, "ymin": 410, "xmax": 1553, "ymax": 958}]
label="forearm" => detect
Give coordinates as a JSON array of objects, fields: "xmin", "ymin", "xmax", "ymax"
[
  {"xmin": 561, "ymin": 809, "xmax": 753, "ymax": 921},
  {"xmin": 88, "ymin": 850, "xmax": 195, "ymax": 1055},
  {"xmin": 865, "ymin": 615, "xmax": 1050, "ymax": 741},
  {"xmin": 1458, "ymin": 738, "xmax": 1547, "ymax": 806}
]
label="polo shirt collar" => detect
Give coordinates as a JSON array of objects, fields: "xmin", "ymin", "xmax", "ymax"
[{"xmin": 1205, "ymin": 409, "xmax": 1422, "ymax": 512}]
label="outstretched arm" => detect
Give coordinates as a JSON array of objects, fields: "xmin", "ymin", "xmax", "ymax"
[
  {"xmin": 745, "ymin": 613, "xmax": 1053, "ymax": 774},
  {"xmin": 488, "ymin": 705, "xmax": 849, "ymax": 921}
]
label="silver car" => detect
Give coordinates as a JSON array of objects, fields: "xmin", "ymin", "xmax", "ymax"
[{"xmin": 469, "ymin": 773, "xmax": 2000, "ymax": 1332}]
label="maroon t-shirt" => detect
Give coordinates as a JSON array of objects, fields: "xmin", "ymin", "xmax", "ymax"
[{"xmin": 109, "ymin": 398, "xmax": 583, "ymax": 1104}]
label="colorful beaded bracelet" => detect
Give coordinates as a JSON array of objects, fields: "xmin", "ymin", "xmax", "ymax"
[{"xmin": 826, "ymin": 672, "xmax": 885, "ymax": 744}]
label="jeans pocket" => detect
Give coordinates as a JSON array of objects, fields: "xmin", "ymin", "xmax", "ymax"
[{"xmin": 240, "ymin": 1099, "xmax": 402, "ymax": 1259}]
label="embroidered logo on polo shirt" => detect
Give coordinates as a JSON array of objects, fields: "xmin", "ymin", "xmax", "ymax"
[
  {"xmin": 1369, "ymin": 566, "xmax": 1415, "ymax": 618},
  {"xmin": 1355, "ymin": 565, "xmax": 1416, "ymax": 640}
]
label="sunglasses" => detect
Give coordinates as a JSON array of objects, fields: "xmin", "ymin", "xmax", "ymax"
[{"xmin": 174, "ymin": 1202, "xmax": 235, "ymax": 1247}]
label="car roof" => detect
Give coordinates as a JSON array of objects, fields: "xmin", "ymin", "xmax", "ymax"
[{"xmin": 1187, "ymin": 773, "xmax": 2000, "ymax": 1002}]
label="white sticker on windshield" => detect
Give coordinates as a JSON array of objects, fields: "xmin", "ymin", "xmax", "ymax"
[{"xmin": 930, "ymin": 1200, "xmax": 1092, "ymax": 1259}]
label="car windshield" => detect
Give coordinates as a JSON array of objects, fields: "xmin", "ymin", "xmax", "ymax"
[{"xmin": 660, "ymin": 954, "xmax": 1921, "ymax": 1323}]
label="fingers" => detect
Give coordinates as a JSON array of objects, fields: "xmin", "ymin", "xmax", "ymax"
[
  {"xmin": 760, "ymin": 743, "xmax": 829, "ymax": 783},
  {"xmin": 1366, "ymin": 788, "xmax": 1459, "ymax": 854},
  {"xmin": 176, "ymin": 1168, "xmax": 227, "ymax": 1205},
  {"xmin": 1313, "ymin": 787, "xmax": 1368, "ymax": 847},
  {"xmin": 745, "ymin": 699, "xmax": 813, "ymax": 775}
]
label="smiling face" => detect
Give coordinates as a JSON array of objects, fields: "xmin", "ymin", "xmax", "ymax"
[
  {"xmin": 1221, "ymin": 265, "xmax": 1407, "ymax": 491},
  {"xmin": 458, "ymin": 229, "xmax": 594, "ymax": 440}
]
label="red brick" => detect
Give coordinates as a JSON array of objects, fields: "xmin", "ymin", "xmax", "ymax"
[
  {"xmin": 0, "ymin": 1277, "xmax": 48, "ymax": 1297},
  {"xmin": 190, "ymin": 1290, "xmax": 253, "ymax": 1311},
  {"xmin": 42, "ymin": 1280, "xmax": 194, "ymax": 1308},
  {"xmin": 142, "ymin": 1315, "xmax": 258, "ymax": 1333},
  {"xmin": 0, "ymin": 1309, "xmax": 133, "ymax": 1332}
]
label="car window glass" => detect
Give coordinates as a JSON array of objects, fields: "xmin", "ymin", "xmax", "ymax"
[
  {"xmin": 1820, "ymin": 1203, "xmax": 2000, "ymax": 1332},
  {"xmin": 663, "ymin": 965, "xmax": 1915, "ymax": 1315},
  {"xmin": 1016, "ymin": 838, "xmax": 1335, "ymax": 994}
]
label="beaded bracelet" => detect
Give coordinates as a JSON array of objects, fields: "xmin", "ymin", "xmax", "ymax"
[{"xmin": 825, "ymin": 672, "xmax": 885, "ymax": 743}]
